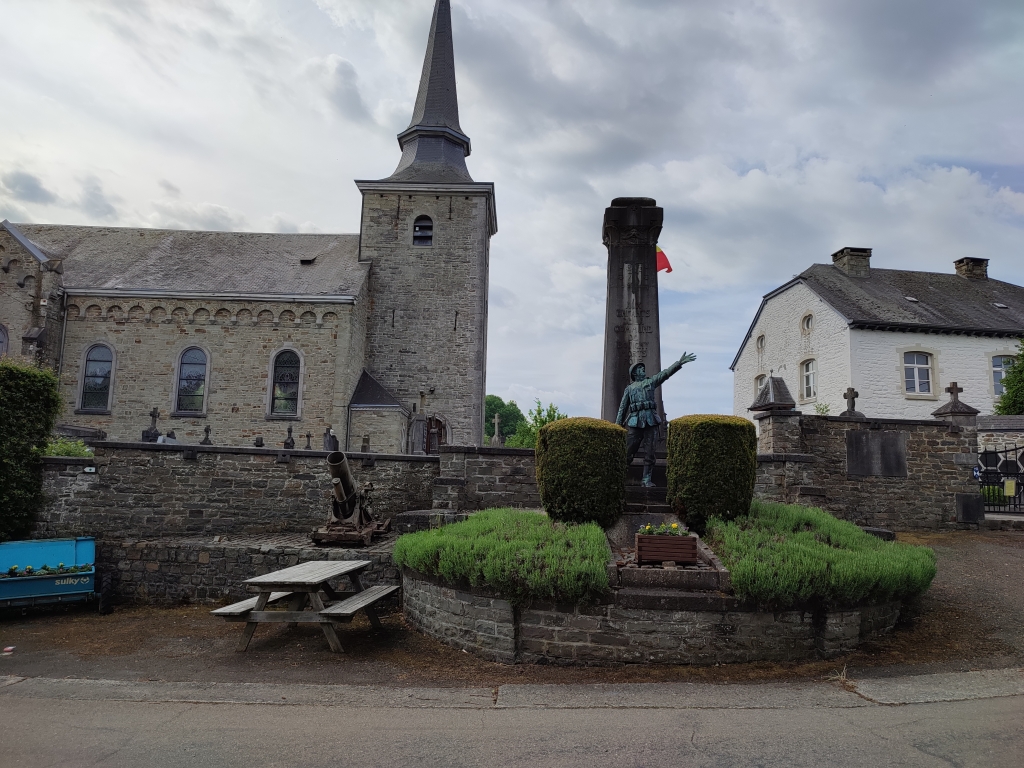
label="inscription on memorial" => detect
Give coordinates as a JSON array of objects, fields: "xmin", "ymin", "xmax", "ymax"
[{"xmin": 846, "ymin": 431, "xmax": 908, "ymax": 477}]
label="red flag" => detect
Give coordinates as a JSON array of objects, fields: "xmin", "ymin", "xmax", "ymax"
[{"xmin": 656, "ymin": 246, "xmax": 672, "ymax": 273}]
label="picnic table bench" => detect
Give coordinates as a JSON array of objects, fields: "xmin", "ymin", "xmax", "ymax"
[{"xmin": 211, "ymin": 560, "xmax": 398, "ymax": 653}]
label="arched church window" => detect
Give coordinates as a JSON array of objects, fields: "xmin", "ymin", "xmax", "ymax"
[
  {"xmin": 271, "ymin": 350, "xmax": 301, "ymax": 415},
  {"xmin": 413, "ymin": 215, "xmax": 433, "ymax": 246},
  {"xmin": 0, "ymin": 325, "xmax": 8, "ymax": 358},
  {"xmin": 175, "ymin": 347, "xmax": 208, "ymax": 413},
  {"xmin": 80, "ymin": 344, "xmax": 113, "ymax": 411}
]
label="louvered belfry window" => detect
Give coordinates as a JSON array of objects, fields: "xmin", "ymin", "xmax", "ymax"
[
  {"xmin": 81, "ymin": 344, "xmax": 113, "ymax": 410},
  {"xmin": 176, "ymin": 348, "xmax": 207, "ymax": 413},
  {"xmin": 413, "ymin": 215, "xmax": 433, "ymax": 246},
  {"xmin": 271, "ymin": 350, "xmax": 300, "ymax": 415}
]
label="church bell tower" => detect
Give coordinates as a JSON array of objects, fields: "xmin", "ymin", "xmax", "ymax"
[{"xmin": 355, "ymin": 0, "xmax": 497, "ymax": 448}]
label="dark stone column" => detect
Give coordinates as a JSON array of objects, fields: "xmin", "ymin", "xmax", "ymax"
[{"xmin": 600, "ymin": 197, "xmax": 664, "ymax": 424}]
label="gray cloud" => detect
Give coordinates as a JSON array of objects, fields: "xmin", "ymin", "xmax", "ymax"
[
  {"xmin": 158, "ymin": 179, "xmax": 181, "ymax": 197},
  {"xmin": 149, "ymin": 200, "xmax": 247, "ymax": 232},
  {"xmin": 1, "ymin": 171, "xmax": 58, "ymax": 204},
  {"xmin": 78, "ymin": 177, "xmax": 118, "ymax": 220}
]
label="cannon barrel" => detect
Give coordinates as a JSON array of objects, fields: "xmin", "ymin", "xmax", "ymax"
[{"xmin": 326, "ymin": 451, "xmax": 359, "ymax": 519}]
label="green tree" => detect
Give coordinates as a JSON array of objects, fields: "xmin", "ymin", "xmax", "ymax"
[
  {"xmin": 995, "ymin": 339, "xmax": 1024, "ymax": 415},
  {"xmin": 505, "ymin": 399, "xmax": 568, "ymax": 449},
  {"xmin": 484, "ymin": 395, "xmax": 527, "ymax": 442},
  {"xmin": 0, "ymin": 359, "xmax": 63, "ymax": 541}
]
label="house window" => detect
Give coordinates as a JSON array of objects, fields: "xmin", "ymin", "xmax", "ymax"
[
  {"xmin": 904, "ymin": 352, "xmax": 932, "ymax": 394},
  {"xmin": 80, "ymin": 344, "xmax": 113, "ymax": 411},
  {"xmin": 756, "ymin": 334, "xmax": 765, "ymax": 351},
  {"xmin": 413, "ymin": 215, "xmax": 433, "ymax": 246},
  {"xmin": 801, "ymin": 314, "xmax": 814, "ymax": 332},
  {"xmin": 801, "ymin": 359, "xmax": 817, "ymax": 399},
  {"xmin": 271, "ymin": 350, "xmax": 301, "ymax": 415},
  {"xmin": 0, "ymin": 325, "xmax": 8, "ymax": 357},
  {"xmin": 175, "ymin": 348, "xmax": 208, "ymax": 413},
  {"xmin": 994, "ymin": 355, "xmax": 1015, "ymax": 396},
  {"xmin": 755, "ymin": 374, "xmax": 767, "ymax": 394}
]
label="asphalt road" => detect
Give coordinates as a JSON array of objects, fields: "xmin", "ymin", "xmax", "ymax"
[{"xmin": 2, "ymin": 671, "xmax": 1022, "ymax": 768}]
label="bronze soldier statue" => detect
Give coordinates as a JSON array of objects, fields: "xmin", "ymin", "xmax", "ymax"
[{"xmin": 615, "ymin": 352, "xmax": 696, "ymax": 487}]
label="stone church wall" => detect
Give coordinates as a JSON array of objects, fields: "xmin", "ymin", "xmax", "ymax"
[
  {"xmin": 58, "ymin": 294, "xmax": 365, "ymax": 445},
  {"xmin": 358, "ymin": 188, "xmax": 491, "ymax": 445},
  {"xmin": 0, "ymin": 229, "xmax": 63, "ymax": 365}
]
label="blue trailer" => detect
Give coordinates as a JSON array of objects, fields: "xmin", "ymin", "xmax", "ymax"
[{"xmin": 0, "ymin": 537, "xmax": 103, "ymax": 609}]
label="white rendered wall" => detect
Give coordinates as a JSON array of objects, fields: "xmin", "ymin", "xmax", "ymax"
[
  {"xmin": 849, "ymin": 330, "xmax": 1013, "ymax": 419},
  {"xmin": 732, "ymin": 282, "xmax": 851, "ymax": 419}
]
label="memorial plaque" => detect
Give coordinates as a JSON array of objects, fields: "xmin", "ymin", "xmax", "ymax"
[
  {"xmin": 846, "ymin": 430, "xmax": 908, "ymax": 477},
  {"xmin": 600, "ymin": 197, "xmax": 665, "ymax": 425}
]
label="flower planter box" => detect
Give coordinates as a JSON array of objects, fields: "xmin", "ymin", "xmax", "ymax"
[
  {"xmin": 0, "ymin": 537, "xmax": 96, "ymax": 608},
  {"xmin": 635, "ymin": 534, "xmax": 699, "ymax": 565}
]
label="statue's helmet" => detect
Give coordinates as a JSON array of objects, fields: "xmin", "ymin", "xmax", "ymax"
[{"xmin": 629, "ymin": 362, "xmax": 646, "ymax": 382}]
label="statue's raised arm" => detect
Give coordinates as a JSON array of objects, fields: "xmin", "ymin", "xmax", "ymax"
[{"xmin": 615, "ymin": 352, "xmax": 696, "ymax": 487}]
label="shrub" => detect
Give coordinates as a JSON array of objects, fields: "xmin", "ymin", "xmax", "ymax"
[
  {"xmin": 536, "ymin": 416, "xmax": 626, "ymax": 528},
  {"xmin": 45, "ymin": 437, "xmax": 93, "ymax": 457},
  {"xmin": 393, "ymin": 508, "xmax": 610, "ymax": 606},
  {"xmin": 505, "ymin": 399, "xmax": 568, "ymax": 449},
  {"xmin": 666, "ymin": 414, "xmax": 757, "ymax": 534},
  {"xmin": 706, "ymin": 501, "xmax": 937, "ymax": 609},
  {"xmin": 995, "ymin": 338, "xmax": 1024, "ymax": 415},
  {"xmin": 0, "ymin": 359, "xmax": 63, "ymax": 541}
]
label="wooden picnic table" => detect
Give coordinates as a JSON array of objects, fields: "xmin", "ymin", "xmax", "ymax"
[{"xmin": 211, "ymin": 560, "xmax": 398, "ymax": 653}]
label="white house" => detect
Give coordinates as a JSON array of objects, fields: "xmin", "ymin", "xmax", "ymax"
[{"xmin": 731, "ymin": 248, "xmax": 1024, "ymax": 420}]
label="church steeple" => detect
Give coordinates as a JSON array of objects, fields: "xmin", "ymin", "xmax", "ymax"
[{"xmin": 385, "ymin": 0, "xmax": 473, "ymax": 183}]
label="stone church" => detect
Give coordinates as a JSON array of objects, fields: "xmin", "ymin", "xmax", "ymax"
[{"xmin": 0, "ymin": 0, "xmax": 496, "ymax": 454}]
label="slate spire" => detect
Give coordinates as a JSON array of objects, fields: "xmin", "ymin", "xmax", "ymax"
[{"xmin": 385, "ymin": 0, "xmax": 473, "ymax": 183}]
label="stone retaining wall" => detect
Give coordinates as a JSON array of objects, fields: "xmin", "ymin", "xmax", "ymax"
[
  {"xmin": 401, "ymin": 568, "xmax": 901, "ymax": 666},
  {"xmin": 977, "ymin": 415, "xmax": 1024, "ymax": 451},
  {"xmin": 96, "ymin": 534, "xmax": 398, "ymax": 605}
]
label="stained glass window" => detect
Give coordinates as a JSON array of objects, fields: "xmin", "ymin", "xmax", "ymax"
[
  {"xmin": 81, "ymin": 345, "xmax": 113, "ymax": 411},
  {"xmin": 271, "ymin": 350, "xmax": 300, "ymax": 415},
  {"xmin": 176, "ymin": 348, "xmax": 207, "ymax": 413},
  {"xmin": 0, "ymin": 325, "xmax": 8, "ymax": 357}
]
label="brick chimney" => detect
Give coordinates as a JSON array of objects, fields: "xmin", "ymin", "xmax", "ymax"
[
  {"xmin": 831, "ymin": 247, "xmax": 871, "ymax": 278},
  {"xmin": 954, "ymin": 257, "xmax": 989, "ymax": 280}
]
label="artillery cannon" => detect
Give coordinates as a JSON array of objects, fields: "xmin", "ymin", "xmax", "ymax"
[{"xmin": 310, "ymin": 451, "xmax": 390, "ymax": 546}]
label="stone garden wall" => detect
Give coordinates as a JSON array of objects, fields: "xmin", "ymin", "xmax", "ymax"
[
  {"xmin": 432, "ymin": 445, "xmax": 540, "ymax": 511},
  {"xmin": 38, "ymin": 444, "xmax": 439, "ymax": 539},
  {"xmin": 977, "ymin": 415, "xmax": 1024, "ymax": 451},
  {"xmin": 402, "ymin": 568, "xmax": 901, "ymax": 666},
  {"xmin": 755, "ymin": 413, "xmax": 978, "ymax": 530}
]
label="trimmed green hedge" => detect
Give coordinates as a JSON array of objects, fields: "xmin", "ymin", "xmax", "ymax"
[
  {"xmin": 666, "ymin": 414, "xmax": 757, "ymax": 534},
  {"xmin": 706, "ymin": 501, "xmax": 937, "ymax": 609},
  {"xmin": 0, "ymin": 359, "xmax": 63, "ymax": 542},
  {"xmin": 392, "ymin": 508, "xmax": 611, "ymax": 606},
  {"xmin": 536, "ymin": 416, "xmax": 626, "ymax": 528}
]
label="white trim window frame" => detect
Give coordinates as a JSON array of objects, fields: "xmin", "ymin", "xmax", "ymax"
[
  {"xmin": 76, "ymin": 342, "xmax": 116, "ymax": 414},
  {"xmin": 993, "ymin": 353, "xmax": 1016, "ymax": 397},
  {"xmin": 755, "ymin": 373, "xmax": 767, "ymax": 395},
  {"xmin": 265, "ymin": 346, "xmax": 305, "ymax": 420},
  {"xmin": 801, "ymin": 359, "xmax": 817, "ymax": 400},
  {"xmin": 903, "ymin": 351, "xmax": 933, "ymax": 395},
  {"xmin": 171, "ymin": 345, "xmax": 212, "ymax": 417}
]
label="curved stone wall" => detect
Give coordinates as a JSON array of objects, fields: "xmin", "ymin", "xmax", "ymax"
[{"xmin": 402, "ymin": 568, "xmax": 901, "ymax": 666}]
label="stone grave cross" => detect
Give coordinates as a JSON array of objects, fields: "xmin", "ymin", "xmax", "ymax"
[
  {"xmin": 946, "ymin": 382, "xmax": 964, "ymax": 401},
  {"xmin": 490, "ymin": 412, "xmax": 502, "ymax": 447},
  {"xmin": 840, "ymin": 387, "xmax": 864, "ymax": 418}
]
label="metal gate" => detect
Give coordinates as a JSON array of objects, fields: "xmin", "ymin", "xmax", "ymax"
[{"xmin": 977, "ymin": 444, "xmax": 1023, "ymax": 513}]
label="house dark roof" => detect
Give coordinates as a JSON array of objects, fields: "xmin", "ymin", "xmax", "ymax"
[
  {"xmin": 6, "ymin": 223, "xmax": 368, "ymax": 298},
  {"xmin": 350, "ymin": 370, "xmax": 406, "ymax": 410},
  {"xmin": 383, "ymin": 0, "xmax": 473, "ymax": 184},
  {"xmin": 800, "ymin": 264, "xmax": 1024, "ymax": 334},
  {"xmin": 731, "ymin": 261, "xmax": 1024, "ymax": 370}
]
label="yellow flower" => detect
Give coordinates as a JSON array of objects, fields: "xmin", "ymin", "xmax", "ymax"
[{"xmin": 671, "ymin": 523, "xmax": 678, "ymax": 529}]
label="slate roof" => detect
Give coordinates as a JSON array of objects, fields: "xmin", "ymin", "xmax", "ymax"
[
  {"xmin": 6, "ymin": 223, "xmax": 367, "ymax": 297},
  {"xmin": 800, "ymin": 264, "xmax": 1024, "ymax": 333},
  {"xmin": 349, "ymin": 370, "xmax": 407, "ymax": 411},
  {"xmin": 749, "ymin": 376, "xmax": 796, "ymax": 412},
  {"xmin": 731, "ymin": 261, "xmax": 1024, "ymax": 370},
  {"xmin": 384, "ymin": 0, "xmax": 473, "ymax": 184}
]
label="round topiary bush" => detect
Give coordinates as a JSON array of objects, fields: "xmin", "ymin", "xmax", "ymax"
[
  {"xmin": 666, "ymin": 414, "xmax": 757, "ymax": 535},
  {"xmin": 0, "ymin": 359, "xmax": 63, "ymax": 542},
  {"xmin": 536, "ymin": 417, "xmax": 627, "ymax": 528}
]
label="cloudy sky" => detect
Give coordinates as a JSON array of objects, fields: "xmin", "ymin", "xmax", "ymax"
[{"xmin": 2, "ymin": 0, "xmax": 1023, "ymax": 418}]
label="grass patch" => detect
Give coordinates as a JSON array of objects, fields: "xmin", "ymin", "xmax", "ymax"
[
  {"xmin": 706, "ymin": 501, "xmax": 936, "ymax": 610},
  {"xmin": 392, "ymin": 508, "xmax": 610, "ymax": 606}
]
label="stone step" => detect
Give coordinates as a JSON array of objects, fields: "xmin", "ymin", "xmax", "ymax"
[{"xmin": 625, "ymin": 486, "xmax": 667, "ymax": 504}]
